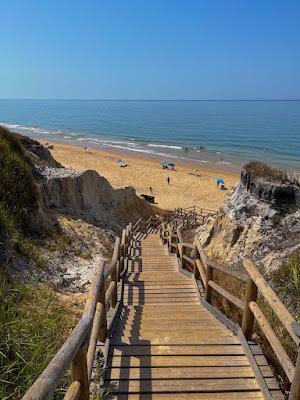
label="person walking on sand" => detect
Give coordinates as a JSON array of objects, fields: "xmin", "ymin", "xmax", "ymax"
[
  {"xmin": 167, "ymin": 177, "xmax": 170, "ymax": 185},
  {"xmin": 149, "ymin": 186, "xmax": 153, "ymax": 194}
]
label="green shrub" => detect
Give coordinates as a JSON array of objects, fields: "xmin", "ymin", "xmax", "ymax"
[
  {"xmin": 0, "ymin": 270, "xmax": 76, "ymax": 399},
  {"xmin": 0, "ymin": 127, "xmax": 38, "ymax": 234},
  {"xmin": 271, "ymin": 252, "xmax": 300, "ymax": 321}
]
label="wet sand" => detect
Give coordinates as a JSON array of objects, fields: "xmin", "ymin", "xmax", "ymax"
[{"xmin": 40, "ymin": 140, "xmax": 239, "ymax": 211}]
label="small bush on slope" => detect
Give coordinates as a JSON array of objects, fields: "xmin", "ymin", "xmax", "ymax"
[
  {"xmin": 0, "ymin": 127, "xmax": 38, "ymax": 234},
  {"xmin": 0, "ymin": 269, "xmax": 78, "ymax": 399}
]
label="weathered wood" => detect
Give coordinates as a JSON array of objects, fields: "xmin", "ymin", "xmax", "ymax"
[
  {"xmin": 237, "ymin": 328, "xmax": 272, "ymax": 400},
  {"xmin": 176, "ymin": 226, "xmax": 183, "ymax": 244},
  {"xmin": 244, "ymin": 259, "xmax": 300, "ymax": 345},
  {"xmin": 71, "ymin": 342, "xmax": 89, "ymax": 400},
  {"xmin": 104, "ymin": 236, "xmax": 120, "ymax": 278},
  {"xmin": 105, "ymin": 281, "xmax": 116, "ymax": 306},
  {"xmin": 208, "ymin": 259, "xmax": 249, "ymax": 283},
  {"xmin": 110, "ymin": 263, "xmax": 118, "ymax": 308},
  {"xmin": 98, "ymin": 275, "xmax": 107, "ymax": 343},
  {"xmin": 195, "ymin": 259, "xmax": 207, "ymax": 288},
  {"xmin": 87, "ymin": 303, "xmax": 102, "ymax": 380},
  {"xmin": 83, "ymin": 261, "xmax": 104, "ymax": 317},
  {"xmin": 208, "ymin": 280, "xmax": 244, "ymax": 310},
  {"xmin": 249, "ymin": 301, "xmax": 295, "ymax": 381},
  {"xmin": 289, "ymin": 348, "xmax": 300, "ymax": 400},
  {"xmin": 205, "ymin": 264, "xmax": 213, "ymax": 303},
  {"xmin": 63, "ymin": 380, "xmax": 81, "ymax": 400},
  {"xmin": 242, "ymin": 278, "xmax": 258, "ymax": 340},
  {"xmin": 183, "ymin": 254, "xmax": 195, "ymax": 266}
]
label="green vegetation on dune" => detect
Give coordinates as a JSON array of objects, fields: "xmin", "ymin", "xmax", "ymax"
[
  {"xmin": 0, "ymin": 126, "xmax": 37, "ymax": 254},
  {"xmin": 0, "ymin": 269, "xmax": 77, "ymax": 399},
  {"xmin": 272, "ymin": 251, "xmax": 300, "ymax": 322},
  {"xmin": 0, "ymin": 126, "xmax": 38, "ymax": 236}
]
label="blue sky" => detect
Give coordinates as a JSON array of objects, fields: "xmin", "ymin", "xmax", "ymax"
[{"xmin": 1, "ymin": 0, "xmax": 299, "ymax": 99}]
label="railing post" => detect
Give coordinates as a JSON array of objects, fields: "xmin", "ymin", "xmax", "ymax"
[
  {"xmin": 71, "ymin": 340, "xmax": 89, "ymax": 400},
  {"xmin": 111, "ymin": 263, "xmax": 118, "ymax": 308},
  {"xmin": 205, "ymin": 264, "xmax": 213, "ymax": 303},
  {"xmin": 98, "ymin": 275, "xmax": 107, "ymax": 343},
  {"xmin": 289, "ymin": 348, "xmax": 300, "ymax": 400},
  {"xmin": 193, "ymin": 245, "xmax": 200, "ymax": 280},
  {"xmin": 241, "ymin": 278, "xmax": 258, "ymax": 340}
]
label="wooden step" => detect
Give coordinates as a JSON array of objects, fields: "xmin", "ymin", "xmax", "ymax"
[{"xmin": 102, "ymin": 233, "xmax": 283, "ymax": 400}]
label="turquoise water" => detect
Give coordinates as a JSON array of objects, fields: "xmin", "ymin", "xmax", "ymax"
[{"xmin": 0, "ymin": 99, "xmax": 299, "ymax": 170}]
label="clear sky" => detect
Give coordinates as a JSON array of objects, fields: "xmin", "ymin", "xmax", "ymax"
[{"xmin": 1, "ymin": 0, "xmax": 299, "ymax": 100}]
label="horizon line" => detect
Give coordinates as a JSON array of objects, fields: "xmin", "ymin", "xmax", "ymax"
[{"xmin": 0, "ymin": 98, "xmax": 300, "ymax": 102}]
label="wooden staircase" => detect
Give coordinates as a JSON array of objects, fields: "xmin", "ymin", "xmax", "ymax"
[
  {"xmin": 23, "ymin": 214, "xmax": 300, "ymax": 400},
  {"xmin": 104, "ymin": 234, "xmax": 283, "ymax": 399}
]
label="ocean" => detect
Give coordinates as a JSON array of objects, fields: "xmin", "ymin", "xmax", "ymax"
[{"xmin": 0, "ymin": 99, "xmax": 299, "ymax": 171}]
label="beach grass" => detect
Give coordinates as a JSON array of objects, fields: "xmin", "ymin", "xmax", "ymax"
[{"xmin": 0, "ymin": 269, "xmax": 78, "ymax": 399}]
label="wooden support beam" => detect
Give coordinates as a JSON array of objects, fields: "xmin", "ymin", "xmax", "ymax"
[
  {"xmin": 289, "ymin": 348, "xmax": 300, "ymax": 400},
  {"xmin": 244, "ymin": 259, "xmax": 300, "ymax": 345},
  {"xmin": 208, "ymin": 280, "xmax": 244, "ymax": 310},
  {"xmin": 242, "ymin": 278, "xmax": 258, "ymax": 340},
  {"xmin": 249, "ymin": 301, "xmax": 295, "ymax": 382},
  {"xmin": 71, "ymin": 342, "xmax": 89, "ymax": 400},
  {"xmin": 205, "ymin": 264, "xmax": 213, "ymax": 303}
]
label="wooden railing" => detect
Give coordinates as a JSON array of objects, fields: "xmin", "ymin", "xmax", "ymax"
[
  {"xmin": 160, "ymin": 222, "xmax": 300, "ymax": 400},
  {"xmin": 22, "ymin": 223, "xmax": 134, "ymax": 400},
  {"xmin": 175, "ymin": 206, "xmax": 217, "ymax": 227}
]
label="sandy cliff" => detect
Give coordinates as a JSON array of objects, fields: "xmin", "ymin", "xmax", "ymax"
[{"xmin": 197, "ymin": 166, "xmax": 300, "ymax": 272}]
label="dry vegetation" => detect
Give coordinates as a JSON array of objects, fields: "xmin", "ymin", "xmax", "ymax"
[{"xmin": 244, "ymin": 161, "xmax": 299, "ymax": 184}]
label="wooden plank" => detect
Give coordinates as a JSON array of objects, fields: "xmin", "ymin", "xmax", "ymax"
[
  {"xmin": 208, "ymin": 280, "xmax": 244, "ymax": 310},
  {"xmin": 108, "ymin": 355, "xmax": 251, "ymax": 368},
  {"xmin": 107, "ymin": 366, "xmax": 257, "ymax": 380},
  {"xmin": 207, "ymin": 259, "xmax": 248, "ymax": 283},
  {"xmin": 110, "ymin": 378, "xmax": 260, "ymax": 393},
  {"xmin": 249, "ymin": 301, "xmax": 294, "ymax": 382},
  {"xmin": 244, "ymin": 259, "xmax": 299, "ymax": 345},
  {"xmin": 201, "ymin": 298, "xmax": 238, "ymax": 334},
  {"xmin": 109, "ymin": 344, "xmax": 247, "ymax": 356},
  {"xmin": 115, "ymin": 393, "xmax": 264, "ymax": 400},
  {"xmin": 237, "ymin": 328, "xmax": 272, "ymax": 400}
]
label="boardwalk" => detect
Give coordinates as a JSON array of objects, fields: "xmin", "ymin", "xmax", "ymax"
[{"xmin": 105, "ymin": 234, "xmax": 283, "ymax": 399}]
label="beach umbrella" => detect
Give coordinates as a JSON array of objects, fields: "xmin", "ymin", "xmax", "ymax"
[
  {"xmin": 160, "ymin": 161, "xmax": 167, "ymax": 165},
  {"xmin": 215, "ymin": 178, "xmax": 224, "ymax": 184},
  {"xmin": 167, "ymin": 163, "xmax": 175, "ymax": 167},
  {"xmin": 116, "ymin": 159, "xmax": 125, "ymax": 163}
]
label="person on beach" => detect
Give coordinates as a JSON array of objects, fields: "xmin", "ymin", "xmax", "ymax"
[
  {"xmin": 149, "ymin": 186, "xmax": 153, "ymax": 194},
  {"xmin": 167, "ymin": 177, "xmax": 170, "ymax": 185}
]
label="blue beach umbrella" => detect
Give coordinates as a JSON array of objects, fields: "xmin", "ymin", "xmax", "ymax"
[
  {"xmin": 160, "ymin": 161, "xmax": 167, "ymax": 165},
  {"xmin": 116, "ymin": 159, "xmax": 125, "ymax": 163},
  {"xmin": 168, "ymin": 163, "xmax": 175, "ymax": 167},
  {"xmin": 215, "ymin": 178, "xmax": 224, "ymax": 184}
]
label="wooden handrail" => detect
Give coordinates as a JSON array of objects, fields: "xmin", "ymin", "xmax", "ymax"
[
  {"xmin": 164, "ymin": 215, "xmax": 300, "ymax": 397},
  {"xmin": 22, "ymin": 223, "xmax": 133, "ymax": 400},
  {"xmin": 243, "ymin": 259, "xmax": 300, "ymax": 345},
  {"xmin": 249, "ymin": 301, "xmax": 295, "ymax": 382}
]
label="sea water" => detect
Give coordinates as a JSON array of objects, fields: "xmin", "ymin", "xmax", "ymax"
[{"xmin": 0, "ymin": 99, "xmax": 299, "ymax": 171}]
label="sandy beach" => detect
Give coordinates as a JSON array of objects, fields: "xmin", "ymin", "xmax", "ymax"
[{"xmin": 40, "ymin": 140, "xmax": 239, "ymax": 211}]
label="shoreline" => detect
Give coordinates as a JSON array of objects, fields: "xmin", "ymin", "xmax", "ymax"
[
  {"xmin": 37, "ymin": 137, "xmax": 240, "ymax": 211},
  {"xmin": 39, "ymin": 134, "xmax": 242, "ymax": 173}
]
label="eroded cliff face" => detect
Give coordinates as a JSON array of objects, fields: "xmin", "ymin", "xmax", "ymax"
[
  {"xmin": 197, "ymin": 169, "xmax": 300, "ymax": 272},
  {"xmin": 38, "ymin": 167, "xmax": 152, "ymax": 231},
  {"xmin": 2, "ymin": 131, "xmax": 153, "ymax": 291}
]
